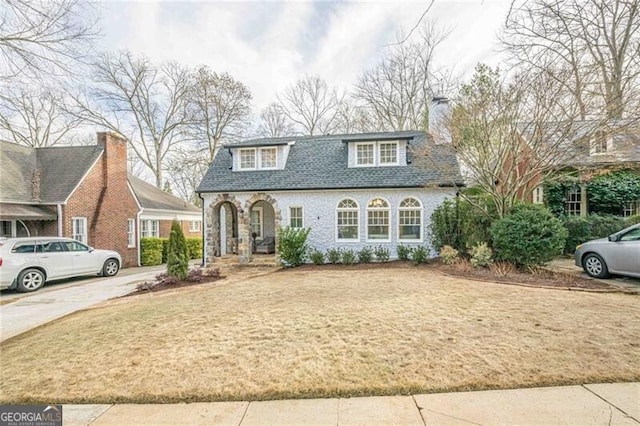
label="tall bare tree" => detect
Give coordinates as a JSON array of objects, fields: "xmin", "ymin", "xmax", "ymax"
[
  {"xmin": 0, "ymin": 85, "xmax": 82, "ymax": 146},
  {"xmin": 354, "ymin": 26, "xmax": 452, "ymax": 132},
  {"xmin": 257, "ymin": 102, "xmax": 296, "ymax": 137},
  {"xmin": 277, "ymin": 75, "xmax": 343, "ymax": 135},
  {"xmin": 188, "ymin": 66, "xmax": 252, "ymax": 162},
  {"xmin": 0, "ymin": 0, "xmax": 98, "ymax": 82},
  {"xmin": 166, "ymin": 147, "xmax": 209, "ymax": 206},
  {"xmin": 501, "ymin": 0, "xmax": 640, "ymax": 119},
  {"xmin": 444, "ymin": 63, "xmax": 605, "ymax": 217},
  {"xmin": 69, "ymin": 51, "xmax": 191, "ymax": 187},
  {"xmin": 333, "ymin": 98, "xmax": 376, "ymax": 134}
]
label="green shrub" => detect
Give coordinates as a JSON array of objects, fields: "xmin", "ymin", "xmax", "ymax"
[
  {"xmin": 309, "ymin": 248, "xmax": 325, "ymax": 265},
  {"xmin": 161, "ymin": 238, "xmax": 170, "ymax": 263},
  {"xmin": 277, "ymin": 226, "xmax": 310, "ymax": 267},
  {"xmin": 326, "ymin": 248, "xmax": 341, "ymax": 264},
  {"xmin": 185, "ymin": 238, "xmax": 203, "ymax": 259},
  {"xmin": 410, "ymin": 245, "xmax": 429, "ymax": 265},
  {"xmin": 373, "ymin": 246, "xmax": 390, "ymax": 262},
  {"xmin": 341, "ymin": 249, "xmax": 357, "ymax": 265},
  {"xmin": 469, "ymin": 242, "xmax": 493, "ymax": 268},
  {"xmin": 439, "ymin": 245, "xmax": 459, "ymax": 265},
  {"xmin": 562, "ymin": 214, "xmax": 627, "ymax": 254},
  {"xmin": 626, "ymin": 214, "xmax": 640, "ymax": 225},
  {"xmin": 396, "ymin": 244, "xmax": 412, "ymax": 261},
  {"xmin": 491, "ymin": 204, "xmax": 567, "ymax": 267},
  {"xmin": 429, "ymin": 196, "xmax": 495, "ymax": 253},
  {"xmin": 140, "ymin": 237, "xmax": 163, "ymax": 266},
  {"xmin": 357, "ymin": 246, "xmax": 373, "ymax": 263},
  {"xmin": 166, "ymin": 221, "xmax": 190, "ymax": 280}
]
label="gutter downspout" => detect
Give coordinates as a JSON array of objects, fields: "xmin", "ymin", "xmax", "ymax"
[
  {"xmin": 56, "ymin": 204, "xmax": 63, "ymax": 236},
  {"xmin": 198, "ymin": 193, "xmax": 205, "ymax": 267},
  {"xmin": 136, "ymin": 209, "xmax": 143, "ymax": 266}
]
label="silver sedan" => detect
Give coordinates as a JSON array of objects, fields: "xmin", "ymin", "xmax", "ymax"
[{"xmin": 574, "ymin": 223, "xmax": 640, "ymax": 279}]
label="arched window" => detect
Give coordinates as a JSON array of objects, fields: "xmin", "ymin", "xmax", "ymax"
[
  {"xmin": 398, "ymin": 198, "xmax": 422, "ymax": 241},
  {"xmin": 367, "ymin": 198, "xmax": 390, "ymax": 241},
  {"xmin": 337, "ymin": 198, "xmax": 359, "ymax": 240}
]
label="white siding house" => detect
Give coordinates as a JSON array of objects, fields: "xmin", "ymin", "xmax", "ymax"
[{"xmin": 197, "ymin": 131, "xmax": 463, "ymax": 264}]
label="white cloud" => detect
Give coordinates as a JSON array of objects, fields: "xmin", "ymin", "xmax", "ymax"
[{"xmin": 97, "ymin": 0, "xmax": 513, "ymax": 112}]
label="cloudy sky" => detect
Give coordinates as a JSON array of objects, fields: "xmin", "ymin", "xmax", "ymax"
[{"xmin": 97, "ymin": 0, "xmax": 514, "ymax": 113}]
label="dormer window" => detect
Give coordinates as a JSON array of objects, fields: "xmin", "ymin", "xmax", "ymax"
[
  {"xmin": 354, "ymin": 141, "xmax": 399, "ymax": 167},
  {"xmin": 238, "ymin": 146, "xmax": 279, "ymax": 170},
  {"xmin": 590, "ymin": 131, "xmax": 612, "ymax": 155}
]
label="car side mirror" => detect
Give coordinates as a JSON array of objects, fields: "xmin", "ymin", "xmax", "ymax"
[
  {"xmin": 608, "ymin": 234, "xmax": 618, "ymax": 242},
  {"xmin": 89, "ymin": 247, "xmax": 94, "ymax": 252}
]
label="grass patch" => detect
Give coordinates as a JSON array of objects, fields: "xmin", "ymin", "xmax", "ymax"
[{"xmin": 1, "ymin": 268, "xmax": 639, "ymax": 404}]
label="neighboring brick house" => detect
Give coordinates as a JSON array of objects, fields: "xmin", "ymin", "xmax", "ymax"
[
  {"xmin": 196, "ymin": 130, "xmax": 463, "ymax": 264},
  {"xmin": 0, "ymin": 132, "xmax": 201, "ymax": 267},
  {"xmin": 520, "ymin": 120, "xmax": 640, "ymax": 216}
]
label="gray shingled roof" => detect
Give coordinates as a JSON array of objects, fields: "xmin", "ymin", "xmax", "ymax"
[
  {"xmin": 36, "ymin": 145, "xmax": 104, "ymax": 203},
  {"xmin": 198, "ymin": 131, "xmax": 463, "ymax": 193},
  {"xmin": 518, "ymin": 119, "xmax": 640, "ymax": 168},
  {"xmin": 0, "ymin": 141, "xmax": 104, "ymax": 203},
  {"xmin": 129, "ymin": 175, "xmax": 200, "ymax": 212},
  {"xmin": 0, "ymin": 141, "xmax": 36, "ymax": 203}
]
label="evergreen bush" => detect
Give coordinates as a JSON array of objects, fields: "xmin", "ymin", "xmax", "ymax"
[
  {"xmin": 166, "ymin": 221, "xmax": 190, "ymax": 280},
  {"xmin": 341, "ymin": 249, "xmax": 357, "ymax": 265},
  {"xmin": 396, "ymin": 244, "xmax": 412, "ymax": 261},
  {"xmin": 185, "ymin": 238, "xmax": 203, "ymax": 259},
  {"xmin": 491, "ymin": 204, "xmax": 567, "ymax": 267},
  {"xmin": 469, "ymin": 242, "xmax": 493, "ymax": 267},
  {"xmin": 373, "ymin": 246, "xmax": 390, "ymax": 262},
  {"xmin": 308, "ymin": 248, "xmax": 325, "ymax": 265},
  {"xmin": 410, "ymin": 246, "xmax": 429, "ymax": 265},
  {"xmin": 277, "ymin": 226, "xmax": 310, "ymax": 267},
  {"xmin": 357, "ymin": 246, "xmax": 373, "ymax": 263}
]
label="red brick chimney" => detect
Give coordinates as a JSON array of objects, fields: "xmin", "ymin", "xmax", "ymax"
[{"xmin": 97, "ymin": 132, "xmax": 128, "ymax": 186}]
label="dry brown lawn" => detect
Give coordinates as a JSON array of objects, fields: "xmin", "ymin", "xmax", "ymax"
[{"xmin": 1, "ymin": 266, "xmax": 639, "ymax": 404}]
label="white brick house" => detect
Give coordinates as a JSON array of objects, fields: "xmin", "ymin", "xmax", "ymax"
[{"xmin": 196, "ymin": 131, "xmax": 463, "ymax": 264}]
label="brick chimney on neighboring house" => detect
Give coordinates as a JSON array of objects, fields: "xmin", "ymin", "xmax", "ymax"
[
  {"xmin": 429, "ymin": 97, "xmax": 452, "ymax": 144},
  {"xmin": 97, "ymin": 131, "xmax": 128, "ymax": 186},
  {"xmin": 92, "ymin": 131, "xmax": 140, "ymax": 267}
]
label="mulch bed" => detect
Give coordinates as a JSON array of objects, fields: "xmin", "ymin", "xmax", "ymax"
[
  {"xmin": 292, "ymin": 260, "xmax": 622, "ymax": 291},
  {"xmin": 127, "ymin": 269, "xmax": 225, "ymax": 296}
]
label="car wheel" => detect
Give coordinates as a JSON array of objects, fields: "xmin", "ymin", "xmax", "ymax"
[
  {"xmin": 102, "ymin": 258, "xmax": 120, "ymax": 277},
  {"xmin": 583, "ymin": 253, "xmax": 610, "ymax": 279},
  {"xmin": 17, "ymin": 268, "xmax": 45, "ymax": 292}
]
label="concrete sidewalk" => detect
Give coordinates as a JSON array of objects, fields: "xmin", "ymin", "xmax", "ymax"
[
  {"xmin": 64, "ymin": 382, "xmax": 639, "ymax": 425},
  {"xmin": 0, "ymin": 268, "xmax": 162, "ymax": 341}
]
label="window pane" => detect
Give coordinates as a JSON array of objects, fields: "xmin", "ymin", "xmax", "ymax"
[
  {"xmin": 240, "ymin": 149, "xmax": 256, "ymax": 169},
  {"xmin": 128, "ymin": 219, "xmax": 136, "ymax": 247},
  {"xmin": 260, "ymin": 148, "xmax": 277, "ymax": 168},
  {"xmin": 367, "ymin": 210, "xmax": 389, "ymax": 240},
  {"xmin": 1, "ymin": 221, "xmax": 11, "ymax": 237},
  {"xmin": 399, "ymin": 209, "xmax": 421, "ymax": 240},
  {"xmin": 290, "ymin": 207, "xmax": 303, "ymax": 228},
  {"xmin": 72, "ymin": 218, "xmax": 87, "ymax": 244},
  {"xmin": 337, "ymin": 210, "xmax": 358, "ymax": 240},
  {"xmin": 379, "ymin": 142, "xmax": 397, "ymax": 164},
  {"xmin": 356, "ymin": 144, "xmax": 374, "ymax": 165}
]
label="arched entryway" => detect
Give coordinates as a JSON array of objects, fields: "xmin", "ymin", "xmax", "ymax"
[
  {"xmin": 206, "ymin": 195, "xmax": 242, "ymax": 263},
  {"xmin": 241, "ymin": 193, "xmax": 281, "ymax": 261}
]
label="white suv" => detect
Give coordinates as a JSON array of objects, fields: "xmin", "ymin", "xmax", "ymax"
[{"xmin": 0, "ymin": 237, "xmax": 122, "ymax": 292}]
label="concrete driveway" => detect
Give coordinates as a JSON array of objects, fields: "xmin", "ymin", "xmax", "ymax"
[{"xmin": 0, "ymin": 266, "xmax": 165, "ymax": 342}]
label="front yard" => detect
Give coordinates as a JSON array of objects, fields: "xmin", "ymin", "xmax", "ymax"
[{"xmin": 1, "ymin": 267, "xmax": 639, "ymax": 404}]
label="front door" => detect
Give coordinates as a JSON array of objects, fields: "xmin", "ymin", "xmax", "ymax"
[{"xmin": 250, "ymin": 207, "xmax": 263, "ymax": 241}]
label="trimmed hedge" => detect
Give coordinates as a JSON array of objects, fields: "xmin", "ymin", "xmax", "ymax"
[
  {"xmin": 562, "ymin": 214, "xmax": 627, "ymax": 254},
  {"xmin": 140, "ymin": 237, "xmax": 163, "ymax": 266},
  {"xmin": 185, "ymin": 238, "xmax": 203, "ymax": 259}
]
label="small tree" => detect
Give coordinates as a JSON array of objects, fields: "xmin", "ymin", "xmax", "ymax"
[{"xmin": 166, "ymin": 220, "xmax": 189, "ymax": 280}]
